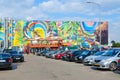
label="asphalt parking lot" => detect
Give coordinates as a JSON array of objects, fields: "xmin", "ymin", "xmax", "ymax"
[{"xmin": 0, "ymin": 54, "xmax": 120, "ymax": 80}]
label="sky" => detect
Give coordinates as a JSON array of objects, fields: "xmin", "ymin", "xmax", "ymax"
[{"xmin": 0, "ymin": 0, "xmax": 120, "ymax": 43}]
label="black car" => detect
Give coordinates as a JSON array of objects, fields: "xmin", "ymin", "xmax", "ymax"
[
  {"xmin": 45, "ymin": 50, "xmax": 58, "ymax": 58},
  {"xmin": 65, "ymin": 50, "xmax": 84, "ymax": 61},
  {"xmin": 75, "ymin": 50, "xmax": 97, "ymax": 63},
  {"xmin": 0, "ymin": 53, "xmax": 13, "ymax": 69},
  {"xmin": 39, "ymin": 49, "xmax": 52, "ymax": 56},
  {"xmin": 9, "ymin": 51, "xmax": 24, "ymax": 62}
]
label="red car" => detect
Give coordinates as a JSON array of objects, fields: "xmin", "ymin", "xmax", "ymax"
[
  {"xmin": 117, "ymin": 59, "xmax": 120, "ymax": 70},
  {"xmin": 55, "ymin": 50, "xmax": 71, "ymax": 59}
]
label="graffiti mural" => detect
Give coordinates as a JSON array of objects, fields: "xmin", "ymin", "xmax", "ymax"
[
  {"xmin": 0, "ymin": 19, "xmax": 4, "ymax": 48},
  {"xmin": 22, "ymin": 21, "xmax": 108, "ymax": 48},
  {"xmin": 0, "ymin": 19, "xmax": 108, "ymax": 48}
]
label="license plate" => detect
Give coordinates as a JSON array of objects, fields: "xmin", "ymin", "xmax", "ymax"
[
  {"xmin": 94, "ymin": 63, "xmax": 99, "ymax": 67},
  {"xmin": 16, "ymin": 58, "xmax": 20, "ymax": 59},
  {"xmin": 0, "ymin": 60, "xmax": 6, "ymax": 62}
]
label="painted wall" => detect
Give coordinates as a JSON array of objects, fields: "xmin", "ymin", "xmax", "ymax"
[
  {"xmin": 0, "ymin": 20, "xmax": 108, "ymax": 48},
  {"xmin": 0, "ymin": 20, "xmax": 4, "ymax": 48}
]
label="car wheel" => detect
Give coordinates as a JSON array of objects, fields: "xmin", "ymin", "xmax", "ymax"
[
  {"xmin": 21, "ymin": 58, "xmax": 24, "ymax": 62},
  {"xmin": 109, "ymin": 62, "xmax": 117, "ymax": 71}
]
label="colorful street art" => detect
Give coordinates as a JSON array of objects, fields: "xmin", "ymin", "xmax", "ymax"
[
  {"xmin": 0, "ymin": 19, "xmax": 108, "ymax": 49},
  {"xmin": 0, "ymin": 19, "xmax": 4, "ymax": 48}
]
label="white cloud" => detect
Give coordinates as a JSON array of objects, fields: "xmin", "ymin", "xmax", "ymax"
[
  {"xmin": 0, "ymin": 0, "xmax": 119, "ymax": 18},
  {"xmin": 108, "ymin": 22, "xmax": 120, "ymax": 42},
  {"xmin": 38, "ymin": 0, "xmax": 85, "ymax": 13},
  {"xmin": 0, "ymin": 0, "xmax": 48, "ymax": 19},
  {"xmin": 101, "ymin": 8, "xmax": 120, "ymax": 15}
]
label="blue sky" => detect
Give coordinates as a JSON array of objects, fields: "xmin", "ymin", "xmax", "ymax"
[{"xmin": 0, "ymin": 0, "xmax": 120, "ymax": 42}]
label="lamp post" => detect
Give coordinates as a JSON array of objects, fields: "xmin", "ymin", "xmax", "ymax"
[{"xmin": 86, "ymin": 1, "xmax": 102, "ymax": 51}]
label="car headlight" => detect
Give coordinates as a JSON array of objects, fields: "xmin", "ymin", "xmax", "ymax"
[{"xmin": 79, "ymin": 56, "xmax": 83, "ymax": 59}]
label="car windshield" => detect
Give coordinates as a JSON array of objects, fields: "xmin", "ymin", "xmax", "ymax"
[
  {"xmin": 9, "ymin": 51, "xmax": 19, "ymax": 54},
  {"xmin": 81, "ymin": 51, "xmax": 89, "ymax": 55},
  {"xmin": 102, "ymin": 49, "xmax": 119, "ymax": 56},
  {"xmin": 93, "ymin": 51, "xmax": 104, "ymax": 56}
]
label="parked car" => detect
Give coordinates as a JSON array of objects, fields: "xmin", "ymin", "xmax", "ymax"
[
  {"xmin": 117, "ymin": 59, "xmax": 120, "ymax": 70},
  {"xmin": 55, "ymin": 50, "xmax": 71, "ymax": 59},
  {"xmin": 45, "ymin": 50, "xmax": 58, "ymax": 58},
  {"xmin": 36, "ymin": 48, "xmax": 52, "ymax": 56},
  {"xmin": 51, "ymin": 50, "xmax": 64, "ymax": 59},
  {"xmin": 75, "ymin": 50, "xmax": 97, "ymax": 63},
  {"xmin": 83, "ymin": 51, "xmax": 105, "ymax": 65},
  {"xmin": 61, "ymin": 50, "xmax": 72, "ymax": 60},
  {"xmin": 92, "ymin": 48, "xmax": 120, "ymax": 71},
  {"xmin": 9, "ymin": 51, "xmax": 24, "ymax": 62},
  {"xmin": 36, "ymin": 49, "xmax": 42, "ymax": 56},
  {"xmin": 36, "ymin": 49, "xmax": 49, "ymax": 56},
  {"xmin": 0, "ymin": 53, "xmax": 13, "ymax": 70},
  {"xmin": 65, "ymin": 50, "xmax": 84, "ymax": 61}
]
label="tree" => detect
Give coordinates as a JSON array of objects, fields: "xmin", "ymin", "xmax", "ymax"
[
  {"xmin": 111, "ymin": 40, "xmax": 120, "ymax": 47},
  {"xmin": 111, "ymin": 40, "xmax": 115, "ymax": 44}
]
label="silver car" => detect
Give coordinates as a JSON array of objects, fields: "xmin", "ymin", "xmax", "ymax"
[
  {"xmin": 83, "ymin": 51, "xmax": 105, "ymax": 65},
  {"xmin": 92, "ymin": 48, "xmax": 120, "ymax": 71}
]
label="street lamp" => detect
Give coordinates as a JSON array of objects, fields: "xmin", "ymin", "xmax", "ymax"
[{"xmin": 86, "ymin": 1, "xmax": 102, "ymax": 51}]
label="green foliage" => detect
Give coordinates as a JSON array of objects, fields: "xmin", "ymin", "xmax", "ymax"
[{"xmin": 111, "ymin": 41, "xmax": 120, "ymax": 47}]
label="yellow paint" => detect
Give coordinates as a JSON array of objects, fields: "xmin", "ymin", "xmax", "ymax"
[
  {"xmin": 31, "ymin": 28, "xmax": 45, "ymax": 38},
  {"xmin": 0, "ymin": 27, "xmax": 4, "ymax": 32},
  {"xmin": 13, "ymin": 32, "xmax": 20, "ymax": 46},
  {"xmin": 19, "ymin": 20, "xmax": 24, "ymax": 26}
]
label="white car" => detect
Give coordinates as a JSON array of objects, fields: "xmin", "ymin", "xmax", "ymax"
[
  {"xmin": 83, "ymin": 51, "xmax": 105, "ymax": 65},
  {"xmin": 92, "ymin": 48, "xmax": 120, "ymax": 71}
]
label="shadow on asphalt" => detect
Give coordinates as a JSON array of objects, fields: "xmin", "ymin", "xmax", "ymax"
[
  {"xmin": 91, "ymin": 66, "xmax": 110, "ymax": 71},
  {"xmin": 113, "ymin": 70, "xmax": 120, "ymax": 74},
  {"xmin": 13, "ymin": 60, "xmax": 27, "ymax": 63},
  {"xmin": 0, "ymin": 61, "xmax": 26, "ymax": 71},
  {"xmin": 0, "ymin": 64, "xmax": 17, "ymax": 71}
]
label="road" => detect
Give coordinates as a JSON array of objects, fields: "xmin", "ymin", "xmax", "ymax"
[{"xmin": 0, "ymin": 54, "xmax": 120, "ymax": 80}]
